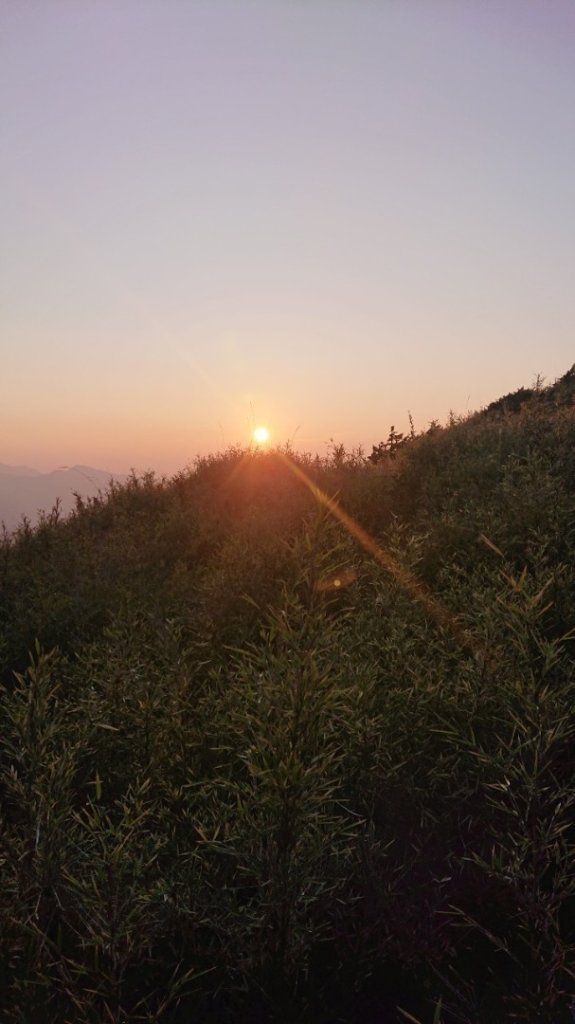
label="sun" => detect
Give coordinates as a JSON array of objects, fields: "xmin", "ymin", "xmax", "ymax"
[{"xmin": 253, "ymin": 425, "xmax": 270, "ymax": 445}]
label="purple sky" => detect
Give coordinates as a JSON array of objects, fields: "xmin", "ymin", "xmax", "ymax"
[{"xmin": 2, "ymin": 0, "xmax": 574, "ymax": 472}]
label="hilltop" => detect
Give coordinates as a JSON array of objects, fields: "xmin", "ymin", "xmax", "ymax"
[
  {"xmin": 1, "ymin": 370, "xmax": 575, "ymax": 1023},
  {"xmin": 481, "ymin": 363, "xmax": 575, "ymax": 416}
]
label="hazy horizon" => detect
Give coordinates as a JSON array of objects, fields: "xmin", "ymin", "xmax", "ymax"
[
  {"xmin": 0, "ymin": 354, "xmax": 571, "ymax": 480},
  {"xmin": 2, "ymin": 1, "xmax": 574, "ymax": 475}
]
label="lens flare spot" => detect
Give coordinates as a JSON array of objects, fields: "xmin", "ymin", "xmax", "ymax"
[{"xmin": 313, "ymin": 568, "xmax": 357, "ymax": 592}]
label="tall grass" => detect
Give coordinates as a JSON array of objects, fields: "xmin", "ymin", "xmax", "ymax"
[{"xmin": 1, "ymin": 393, "xmax": 575, "ymax": 1020}]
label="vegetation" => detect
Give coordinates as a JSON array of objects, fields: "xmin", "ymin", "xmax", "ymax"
[{"xmin": 1, "ymin": 372, "xmax": 575, "ymax": 1022}]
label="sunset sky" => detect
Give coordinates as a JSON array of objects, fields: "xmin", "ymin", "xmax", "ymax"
[{"xmin": 2, "ymin": 1, "xmax": 574, "ymax": 474}]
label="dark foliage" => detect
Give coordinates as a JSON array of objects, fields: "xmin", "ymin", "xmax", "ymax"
[{"xmin": 1, "ymin": 381, "xmax": 575, "ymax": 1022}]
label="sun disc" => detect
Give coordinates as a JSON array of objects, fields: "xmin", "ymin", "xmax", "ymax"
[{"xmin": 253, "ymin": 425, "xmax": 270, "ymax": 444}]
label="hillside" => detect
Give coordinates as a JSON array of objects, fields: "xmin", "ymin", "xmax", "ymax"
[{"xmin": 1, "ymin": 375, "xmax": 575, "ymax": 1023}]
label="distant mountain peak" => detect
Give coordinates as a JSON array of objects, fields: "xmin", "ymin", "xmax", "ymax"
[{"xmin": 0, "ymin": 463, "xmax": 126, "ymax": 532}]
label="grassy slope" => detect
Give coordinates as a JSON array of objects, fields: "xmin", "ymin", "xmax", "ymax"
[{"xmin": 1, "ymin": 373, "xmax": 575, "ymax": 1023}]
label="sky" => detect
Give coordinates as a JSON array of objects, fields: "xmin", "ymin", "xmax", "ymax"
[{"xmin": 1, "ymin": 0, "xmax": 574, "ymax": 474}]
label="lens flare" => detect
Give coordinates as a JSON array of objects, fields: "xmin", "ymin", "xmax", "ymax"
[{"xmin": 279, "ymin": 451, "xmax": 480, "ymax": 661}]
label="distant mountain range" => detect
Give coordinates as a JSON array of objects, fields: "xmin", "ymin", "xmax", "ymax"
[{"xmin": 0, "ymin": 464, "xmax": 127, "ymax": 532}]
